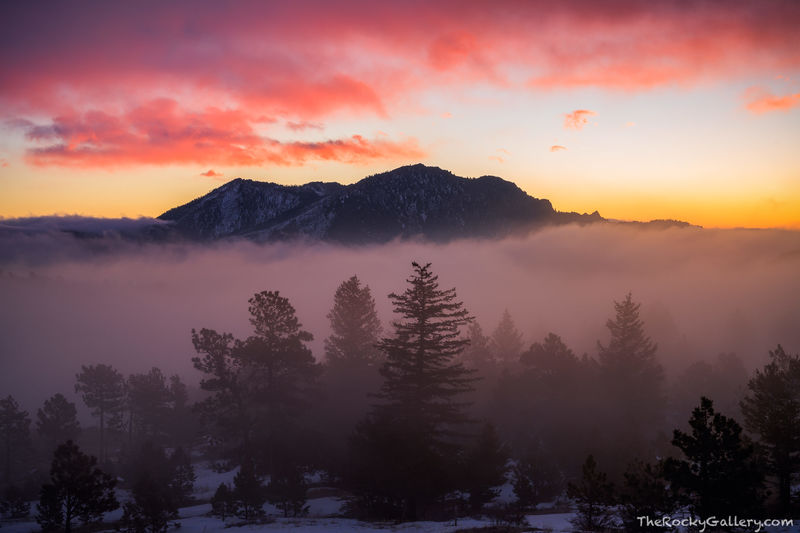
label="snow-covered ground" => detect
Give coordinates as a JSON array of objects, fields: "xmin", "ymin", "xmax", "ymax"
[{"xmin": 3, "ymin": 462, "xmax": 799, "ymax": 532}]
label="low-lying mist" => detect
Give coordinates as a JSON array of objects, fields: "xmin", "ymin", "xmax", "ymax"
[{"xmin": 1, "ymin": 223, "xmax": 799, "ymax": 416}]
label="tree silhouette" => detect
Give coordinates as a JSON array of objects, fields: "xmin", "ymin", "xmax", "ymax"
[
  {"xmin": 324, "ymin": 275, "xmax": 382, "ymax": 366},
  {"xmin": 126, "ymin": 367, "xmax": 173, "ymax": 444},
  {"xmin": 36, "ymin": 393, "xmax": 80, "ymax": 454},
  {"xmin": 232, "ymin": 459, "xmax": 265, "ymax": 521},
  {"xmin": 319, "ymin": 275, "xmax": 384, "ymax": 473},
  {"xmin": 567, "ymin": 455, "xmax": 617, "ymax": 532},
  {"xmin": 0, "ymin": 395, "xmax": 31, "ymax": 485},
  {"xmin": 375, "ymin": 262, "xmax": 475, "ymax": 431},
  {"xmin": 740, "ymin": 344, "xmax": 800, "ymax": 516},
  {"xmin": 597, "ymin": 293, "xmax": 664, "ymax": 466},
  {"xmin": 351, "ymin": 262, "xmax": 476, "ymax": 520},
  {"xmin": 192, "ymin": 291, "xmax": 318, "ymax": 472},
  {"xmin": 36, "ymin": 441, "xmax": 118, "ymax": 533},
  {"xmin": 75, "ymin": 364, "xmax": 125, "ymax": 463},
  {"xmin": 490, "ymin": 309, "xmax": 524, "ymax": 365},
  {"xmin": 619, "ymin": 460, "xmax": 675, "ymax": 532},
  {"xmin": 664, "ymin": 397, "xmax": 764, "ymax": 519}
]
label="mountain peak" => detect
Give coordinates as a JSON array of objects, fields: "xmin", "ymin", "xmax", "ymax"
[{"xmin": 157, "ymin": 165, "xmax": 598, "ymax": 243}]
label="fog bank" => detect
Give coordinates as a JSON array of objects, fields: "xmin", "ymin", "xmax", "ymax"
[{"xmin": 1, "ymin": 224, "xmax": 798, "ymax": 414}]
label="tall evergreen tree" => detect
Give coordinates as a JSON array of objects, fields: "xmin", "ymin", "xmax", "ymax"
[
  {"xmin": 664, "ymin": 397, "xmax": 764, "ymax": 519},
  {"xmin": 240, "ymin": 290, "xmax": 319, "ymax": 474},
  {"xmin": 566, "ymin": 455, "xmax": 617, "ymax": 532},
  {"xmin": 324, "ymin": 275, "xmax": 382, "ymax": 366},
  {"xmin": 490, "ymin": 309, "xmax": 524, "ymax": 365},
  {"xmin": 319, "ymin": 275, "xmax": 384, "ymax": 473},
  {"xmin": 192, "ymin": 291, "xmax": 318, "ymax": 472},
  {"xmin": 597, "ymin": 293, "xmax": 664, "ymax": 466},
  {"xmin": 462, "ymin": 321, "xmax": 494, "ymax": 370},
  {"xmin": 190, "ymin": 328, "xmax": 245, "ymax": 455},
  {"xmin": 75, "ymin": 364, "xmax": 125, "ymax": 463},
  {"xmin": 36, "ymin": 441, "xmax": 118, "ymax": 533},
  {"xmin": 126, "ymin": 367, "xmax": 173, "ymax": 444},
  {"xmin": 350, "ymin": 262, "xmax": 476, "ymax": 520},
  {"xmin": 0, "ymin": 395, "xmax": 31, "ymax": 485},
  {"xmin": 740, "ymin": 344, "xmax": 800, "ymax": 516},
  {"xmin": 375, "ymin": 262, "xmax": 475, "ymax": 431},
  {"xmin": 36, "ymin": 393, "xmax": 81, "ymax": 454}
]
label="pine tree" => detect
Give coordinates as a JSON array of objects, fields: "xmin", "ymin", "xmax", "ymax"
[
  {"xmin": 232, "ymin": 459, "xmax": 265, "ymax": 521},
  {"xmin": 375, "ymin": 262, "xmax": 475, "ymax": 432},
  {"xmin": 191, "ymin": 291, "xmax": 319, "ymax": 470},
  {"xmin": 36, "ymin": 440, "xmax": 118, "ymax": 533},
  {"xmin": 740, "ymin": 344, "xmax": 800, "ymax": 516},
  {"xmin": 166, "ymin": 374, "xmax": 196, "ymax": 449},
  {"xmin": 126, "ymin": 367, "xmax": 173, "ymax": 444},
  {"xmin": 350, "ymin": 262, "xmax": 476, "ymax": 520},
  {"xmin": 566, "ymin": 455, "xmax": 617, "ymax": 532},
  {"xmin": 511, "ymin": 445, "xmax": 562, "ymax": 510},
  {"xmin": 490, "ymin": 309, "xmax": 524, "ymax": 365},
  {"xmin": 36, "ymin": 393, "xmax": 81, "ymax": 454},
  {"xmin": 0, "ymin": 395, "xmax": 31, "ymax": 485},
  {"xmin": 319, "ymin": 275, "xmax": 384, "ymax": 474},
  {"xmin": 75, "ymin": 364, "xmax": 125, "ymax": 463},
  {"xmin": 240, "ymin": 290, "xmax": 319, "ymax": 474},
  {"xmin": 169, "ymin": 447, "xmax": 196, "ymax": 507},
  {"xmin": 120, "ymin": 442, "xmax": 177, "ymax": 533},
  {"xmin": 463, "ymin": 423, "xmax": 508, "ymax": 513},
  {"xmin": 324, "ymin": 275, "xmax": 382, "ymax": 366},
  {"xmin": 121, "ymin": 473, "xmax": 176, "ymax": 533},
  {"xmin": 521, "ymin": 332, "xmax": 580, "ymax": 378},
  {"xmin": 210, "ymin": 483, "xmax": 234, "ymax": 520},
  {"xmin": 664, "ymin": 397, "xmax": 764, "ymax": 518},
  {"xmin": 190, "ymin": 328, "xmax": 246, "ymax": 455},
  {"xmin": 597, "ymin": 293, "xmax": 664, "ymax": 465},
  {"xmin": 266, "ymin": 463, "xmax": 309, "ymax": 517},
  {"xmin": 619, "ymin": 460, "xmax": 675, "ymax": 532},
  {"xmin": 462, "ymin": 321, "xmax": 494, "ymax": 370}
]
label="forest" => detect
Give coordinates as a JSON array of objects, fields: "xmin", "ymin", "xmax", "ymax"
[{"xmin": 1, "ymin": 259, "xmax": 798, "ymax": 532}]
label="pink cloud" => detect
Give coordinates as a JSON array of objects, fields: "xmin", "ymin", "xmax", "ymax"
[
  {"xmin": 1, "ymin": 1, "xmax": 799, "ymax": 168},
  {"xmin": 286, "ymin": 121, "xmax": 324, "ymax": 132},
  {"xmin": 564, "ymin": 110, "xmax": 597, "ymax": 130},
  {"xmin": 201, "ymin": 169, "xmax": 223, "ymax": 178},
  {"xmin": 17, "ymin": 99, "xmax": 425, "ymax": 168},
  {"xmin": 744, "ymin": 87, "xmax": 800, "ymax": 114},
  {"xmin": 550, "ymin": 145, "xmax": 567, "ymax": 152}
]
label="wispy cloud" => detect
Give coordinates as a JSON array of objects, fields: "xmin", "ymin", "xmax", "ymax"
[
  {"xmin": 550, "ymin": 145, "xmax": 567, "ymax": 152},
  {"xmin": 564, "ymin": 110, "xmax": 597, "ymax": 130},
  {"xmin": 200, "ymin": 169, "xmax": 223, "ymax": 178},
  {"xmin": 15, "ymin": 99, "xmax": 425, "ymax": 168},
  {"xmin": 286, "ymin": 120, "xmax": 324, "ymax": 132},
  {"xmin": 744, "ymin": 87, "xmax": 800, "ymax": 114}
]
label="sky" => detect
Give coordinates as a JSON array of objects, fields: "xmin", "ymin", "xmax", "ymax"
[{"xmin": 1, "ymin": 0, "xmax": 799, "ymax": 228}]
